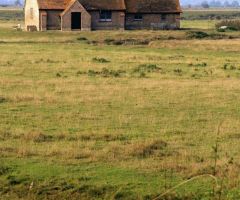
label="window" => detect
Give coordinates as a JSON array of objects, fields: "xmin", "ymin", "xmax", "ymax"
[
  {"xmin": 30, "ymin": 8, "xmax": 33, "ymax": 19},
  {"xmin": 134, "ymin": 14, "xmax": 143, "ymax": 21},
  {"xmin": 100, "ymin": 10, "xmax": 112, "ymax": 22},
  {"xmin": 161, "ymin": 14, "xmax": 167, "ymax": 21}
]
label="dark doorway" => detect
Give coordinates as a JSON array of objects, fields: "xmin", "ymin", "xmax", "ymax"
[{"xmin": 71, "ymin": 12, "xmax": 81, "ymax": 30}]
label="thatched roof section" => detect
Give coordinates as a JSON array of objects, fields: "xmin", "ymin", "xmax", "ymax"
[
  {"xmin": 37, "ymin": 0, "xmax": 70, "ymax": 9},
  {"xmin": 125, "ymin": 0, "xmax": 182, "ymax": 13},
  {"xmin": 79, "ymin": 0, "xmax": 126, "ymax": 10},
  {"xmin": 37, "ymin": 0, "xmax": 125, "ymax": 10}
]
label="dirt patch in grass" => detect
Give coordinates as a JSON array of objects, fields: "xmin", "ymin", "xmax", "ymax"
[
  {"xmin": 131, "ymin": 140, "xmax": 168, "ymax": 158},
  {"xmin": 79, "ymin": 133, "xmax": 128, "ymax": 142},
  {"xmin": 7, "ymin": 175, "xmax": 30, "ymax": 186},
  {"xmin": 22, "ymin": 132, "xmax": 62, "ymax": 143},
  {"xmin": 35, "ymin": 182, "xmax": 116, "ymax": 200}
]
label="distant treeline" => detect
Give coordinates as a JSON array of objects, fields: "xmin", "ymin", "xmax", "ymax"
[
  {"xmin": 0, "ymin": 9, "xmax": 23, "ymax": 21},
  {"xmin": 0, "ymin": 0, "xmax": 22, "ymax": 7},
  {"xmin": 182, "ymin": 10, "xmax": 240, "ymax": 20},
  {"xmin": 185, "ymin": 0, "xmax": 240, "ymax": 8}
]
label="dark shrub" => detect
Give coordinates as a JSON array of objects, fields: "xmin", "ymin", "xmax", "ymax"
[
  {"xmin": 88, "ymin": 70, "xmax": 98, "ymax": 76},
  {"xmin": 0, "ymin": 165, "xmax": 12, "ymax": 176},
  {"xmin": 189, "ymin": 62, "xmax": 207, "ymax": 67},
  {"xmin": 88, "ymin": 68, "xmax": 125, "ymax": 78},
  {"xmin": 187, "ymin": 31, "xmax": 209, "ymax": 39},
  {"xmin": 56, "ymin": 73, "xmax": 61, "ymax": 77},
  {"xmin": 104, "ymin": 38, "xmax": 115, "ymax": 45},
  {"xmin": 77, "ymin": 37, "xmax": 87, "ymax": 41},
  {"xmin": 92, "ymin": 57, "xmax": 110, "ymax": 63},
  {"xmin": 133, "ymin": 64, "xmax": 161, "ymax": 73},
  {"xmin": 174, "ymin": 68, "xmax": 183, "ymax": 74},
  {"xmin": 0, "ymin": 96, "xmax": 7, "ymax": 103}
]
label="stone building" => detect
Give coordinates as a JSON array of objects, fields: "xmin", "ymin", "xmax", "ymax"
[{"xmin": 24, "ymin": 0, "xmax": 182, "ymax": 31}]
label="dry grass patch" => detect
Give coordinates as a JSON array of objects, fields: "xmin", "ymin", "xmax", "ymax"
[{"xmin": 0, "ymin": 20, "xmax": 240, "ymax": 199}]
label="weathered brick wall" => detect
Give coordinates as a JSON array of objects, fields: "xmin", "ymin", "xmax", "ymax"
[
  {"xmin": 43, "ymin": 10, "xmax": 62, "ymax": 30},
  {"xmin": 125, "ymin": 14, "xmax": 180, "ymax": 30},
  {"xmin": 61, "ymin": 1, "xmax": 91, "ymax": 31},
  {"xmin": 24, "ymin": 0, "xmax": 40, "ymax": 31},
  {"xmin": 90, "ymin": 11, "xmax": 125, "ymax": 30}
]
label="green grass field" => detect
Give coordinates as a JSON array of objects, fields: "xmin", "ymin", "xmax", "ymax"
[{"xmin": 0, "ymin": 9, "xmax": 240, "ymax": 200}]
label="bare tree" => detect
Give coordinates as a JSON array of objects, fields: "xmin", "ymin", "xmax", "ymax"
[{"xmin": 14, "ymin": 0, "xmax": 22, "ymax": 6}]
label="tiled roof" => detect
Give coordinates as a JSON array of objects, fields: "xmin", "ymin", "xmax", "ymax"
[{"xmin": 37, "ymin": 0, "xmax": 181, "ymax": 13}]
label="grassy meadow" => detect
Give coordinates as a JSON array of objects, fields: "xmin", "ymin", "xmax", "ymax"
[{"xmin": 0, "ymin": 8, "xmax": 240, "ymax": 200}]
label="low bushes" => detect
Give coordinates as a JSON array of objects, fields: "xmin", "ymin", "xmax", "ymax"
[
  {"xmin": 133, "ymin": 64, "xmax": 161, "ymax": 73},
  {"xmin": 187, "ymin": 31, "xmax": 210, "ymax": 39},
  {"xmin": 216, "ymin": 20, "xmax": 240, "ymax": 31},
  {"xmin": 186, "ymin": 31, "xmax": 233, "ymax": 39},
  {"xmin": 104, "ymin": 38, "xmax": 150, "ymax": 45},
  {"xmin": 88, "ymin": 68, "xmax": 126, "ymax": 78}
]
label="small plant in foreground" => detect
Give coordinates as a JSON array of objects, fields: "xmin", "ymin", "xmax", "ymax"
[
  {"xmin": 76, "ymin": 70, "xmax": 86, "ymax": 75},
  {"xmin": 56, "ymin": 73, "xmax": 61, "ymax": 77},
  {"xmin": 223, "ymin": 64, "xmax": 238, "ymax": 70},
  {"xmin": 0, "ymin": 96, "xmax": 7, "ymax": 103},
  {"xmin": 87, "ymin": 68, "xmax": 125, "ymax": 78},
  {"xmin": 189, "ymin": 62, "xmax": 208, "ymax": 67},
  {"xmin": 133, "ymin": 64, "xmax": 161, "ymax": 73},
  {"xmin": 132, "ymin": 140, "xmax": 168, "ymax": 158},
  {"xmin": 0, "ymin": 165, "xmax": 12, "ymax": 175},
  {"xmin": 139, "ymin": 72, "xmax": 146, "ymax": 78},
  {"xmin": 77, "ymin": 37, "xmax": 87, "ymax": 41},
  {"xmin": 92, "ymin": 57, "xmax": 110, "ymax": 63},
  {"xmin": 174, "ymin": 68, "xmax": 182, "ymax": 75},
  {"xmin": 104, "ymin": 38, "xmax": 115, "ymax": 45}
]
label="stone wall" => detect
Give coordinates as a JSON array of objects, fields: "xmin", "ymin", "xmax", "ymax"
[
  {"xmin": 61, "ymin": 0, "xmax": 91, "ymax": 31},
  {"xmin": 24, "ymin": 0, "xmax": 40, "ymax": 31},
  {"xmin": 90, "ymin": 11, "xmax": 125, "ymax": 30},
  {"xmin": 125, "ymin": 14, "xmax": 180, "ymax": 30}
]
